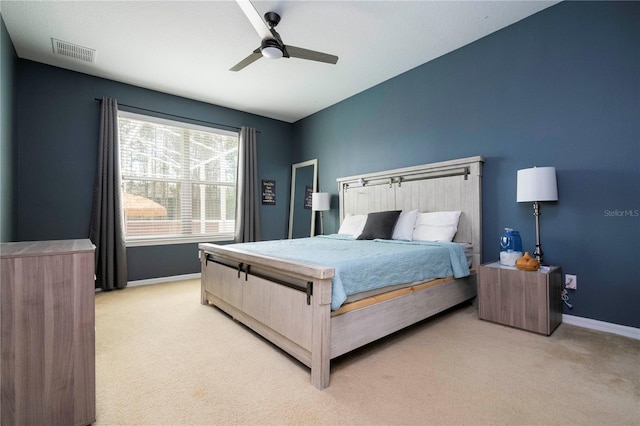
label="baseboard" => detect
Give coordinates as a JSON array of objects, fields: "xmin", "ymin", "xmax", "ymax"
[
  {"xmin": 562, "ymin": 314, "xmax": 640, "ymax": 340},
  {"xmin": 127, "ymin": 273, "xmax": 202, "ymax": 288}
]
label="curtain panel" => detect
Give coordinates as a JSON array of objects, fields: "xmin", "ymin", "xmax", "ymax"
[
  {"xmin": 234, "ymin": 127, "xmax": 261, "ymax": 243},
  {"xmin": 90, "ymin": 97, "xmax": 128, "ymax": 290}
]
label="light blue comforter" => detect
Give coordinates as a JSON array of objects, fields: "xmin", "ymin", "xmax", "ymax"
[{"xmin": 226, "ymin": 235, "xmax": 470, "ymax": 310}]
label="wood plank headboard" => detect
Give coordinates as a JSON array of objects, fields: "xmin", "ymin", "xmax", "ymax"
[{"xmin": 336, "ymin": 156, "xmax": 484, "ymax": 267}]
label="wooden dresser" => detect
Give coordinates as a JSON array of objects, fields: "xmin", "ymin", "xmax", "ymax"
[{"xmin": 1, "ymin": 239, "xmax": 96, "ymax": 425}]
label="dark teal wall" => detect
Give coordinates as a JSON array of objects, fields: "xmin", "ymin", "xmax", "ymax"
[
  {"xmin": 5, "ymin": 2, "xmax": 639, "ymax": 328},
  {"xmin": 0, "ymin": 16, "xmax": 17, "ymax": 242},
  {"xmin": 293, "ymin": 2, "xmax": 640, "ymax": 328},
  {"xmin": 14, "ymin": 60, "xmax": 292, "ymax": 280}
]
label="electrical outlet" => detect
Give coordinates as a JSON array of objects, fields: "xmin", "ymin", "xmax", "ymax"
[{"xmin": 565, "ymin": 274, "xmax": 577, "ymax": 290}]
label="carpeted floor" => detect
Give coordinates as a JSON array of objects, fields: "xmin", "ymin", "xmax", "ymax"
[{"xmin": 94, "ymin": 279, "xmax": 640, "ymax": 425}]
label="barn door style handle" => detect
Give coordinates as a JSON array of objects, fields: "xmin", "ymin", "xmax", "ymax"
[
  {"xmin": 306, "ymin": 282, "xmax": 313, "ymax": 305},
  {"xmin": 237, "ymin": 263, "xmax": 244, "ymax": 279}
]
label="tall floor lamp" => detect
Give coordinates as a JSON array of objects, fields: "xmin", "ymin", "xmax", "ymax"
[
  {"xmin": 517, "ymin": 166, "xmax": 558, "ymax": 264},
  {"xmin": 311, "ymin": 192, "xmax": 331, "ymax": 235}
]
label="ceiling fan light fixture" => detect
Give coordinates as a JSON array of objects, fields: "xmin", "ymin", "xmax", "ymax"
[{"xmin": 260, "ymin": 39, "xmax": 283, "ymax": 59}]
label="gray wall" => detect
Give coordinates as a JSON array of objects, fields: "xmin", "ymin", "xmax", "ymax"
[
  {"xmin": 14, "ymin": 60, "xmax": 292, "ymax": 281},
  {"xmin": 292, "ymin": 1, "xmax": 640, "ymax": 328},
  {"xmin": 1, "ymin": 16, "xmax": 17, "ymax": 242}
]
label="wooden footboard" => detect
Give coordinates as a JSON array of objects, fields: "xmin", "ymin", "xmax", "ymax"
[
  {"xmin": 200, "ymin": 243, "xmax": 335, "ymax": 389},
  {"xmin": 200, "ymin": 243, "xmax": 476, "ymax": 389}
]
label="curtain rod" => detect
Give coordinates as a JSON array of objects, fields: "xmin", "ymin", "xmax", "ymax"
[{"xmin": 93, "ymin": 98, "xmax": 259, "ymax": 133}]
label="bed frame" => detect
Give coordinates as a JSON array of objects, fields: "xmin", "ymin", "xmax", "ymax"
[{"xmin": 199, "ymin": 156, "xmax": 483, "ymax": 389}]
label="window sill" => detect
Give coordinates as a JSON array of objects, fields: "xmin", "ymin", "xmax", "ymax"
[{"xmin": 125, "ymin": 234, "xmax": 234, "ymax": 247}]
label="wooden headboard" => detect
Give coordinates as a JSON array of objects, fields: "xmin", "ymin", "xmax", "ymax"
[{"xmin": 336, "ymin": 156, "xmax": 484, "ymax": 267}]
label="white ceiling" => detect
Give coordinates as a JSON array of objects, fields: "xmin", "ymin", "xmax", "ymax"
[{"xmin": 1, "ymin": 0, "xmax": 558, "ymax": 123}]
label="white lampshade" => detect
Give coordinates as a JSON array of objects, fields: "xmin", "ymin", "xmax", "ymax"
[
  {"xmin": 311, "ymin": 192, "xmax": 330, "ymax": 211},
  {"xmin": 517, "ymin": 167, "xmax": 558, "ymax": 202}
]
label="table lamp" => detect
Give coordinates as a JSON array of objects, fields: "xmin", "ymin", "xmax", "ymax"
[
  {"xmin": 517, "ymin": 166, "xmax": 558, "ymax": 264},
  {"xmin": 311, "ymin": 192, "xmax": 331, "ymax": 235}
]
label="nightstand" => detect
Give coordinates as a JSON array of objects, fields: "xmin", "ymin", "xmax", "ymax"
[{"xmin": 478, "ymin": 262, "xmax": 563, "ymax": 335}]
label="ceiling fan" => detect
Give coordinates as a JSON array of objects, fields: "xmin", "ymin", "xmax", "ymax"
[{"xmin": 231, "ymin": 0, "xmax": 339, "ymax": 72}]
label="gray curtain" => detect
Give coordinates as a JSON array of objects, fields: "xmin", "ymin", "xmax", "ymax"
[
  {"xmin": 90, "ymin": 97, "xmax": 128, "ymax": 290},
  {"xmin": 234, "ymin": 127, "xmax": 261, "ymax": 243}
]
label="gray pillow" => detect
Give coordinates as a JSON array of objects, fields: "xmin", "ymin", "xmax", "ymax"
[{"xmin": 356, "ymin": 210, "xmax": 402, "ymax": 240}]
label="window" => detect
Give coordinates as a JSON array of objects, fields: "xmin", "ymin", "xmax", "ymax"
[{"xmin": 118, "ymin": 111, "xmax": 238, "ymax": 246}]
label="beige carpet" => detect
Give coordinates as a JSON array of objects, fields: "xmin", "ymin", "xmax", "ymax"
[{"xmin": 95, "ymin": 279, "xmax": 639, "ymax": 425}]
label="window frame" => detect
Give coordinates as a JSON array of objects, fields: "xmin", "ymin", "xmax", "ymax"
[{"xmin": 117, "ymin": 110, "xmax": 239, "ymax": 247}]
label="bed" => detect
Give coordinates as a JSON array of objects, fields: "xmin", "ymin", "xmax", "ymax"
[{"xmin": 199, "ymin": 156, "xmax": 483, "ymax": 389}]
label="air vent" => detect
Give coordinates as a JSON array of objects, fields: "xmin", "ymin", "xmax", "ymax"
[{"xmin": 51, "ymin": 38, "xmax": 96, "ymax": 64}]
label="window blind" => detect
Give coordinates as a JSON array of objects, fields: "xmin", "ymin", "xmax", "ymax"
[{"xmin": 118, "ymin": 111, "xmax": 238, "ymax": 245}]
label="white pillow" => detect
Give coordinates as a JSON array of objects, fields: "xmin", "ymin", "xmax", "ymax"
[
  {"xmin": 337, "ymin": 214, "xmax": 367, "ymax": 238},
  {"xmin": 412, "ymin": 211, "xmax": 462, "ymax": 242},
  {"xmin": 392, "ymin": 209, "xmax": 419, "ymax": 241}
]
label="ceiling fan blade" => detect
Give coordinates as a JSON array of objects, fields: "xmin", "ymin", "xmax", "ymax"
[
  {"xmin": 285, "ymin": 45, "xmax": 339, "ymax": 65},
  {"xmin": 230, "ymin": 49, "xmax": 262, "ymax": 72},
  {"xmin": 235, "ymin": 0, "xmax": 271, "ymax": 40}
]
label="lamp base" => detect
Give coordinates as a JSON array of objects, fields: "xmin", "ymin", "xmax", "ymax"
[{"xmin": 533, "ymin": 244, "xmax": 543, "ymax": 265}]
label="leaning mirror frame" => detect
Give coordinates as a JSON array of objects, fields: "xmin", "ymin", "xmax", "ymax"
[{"xmin": 288, "ymin": 159, "xmax": 318, "ymax": 239}]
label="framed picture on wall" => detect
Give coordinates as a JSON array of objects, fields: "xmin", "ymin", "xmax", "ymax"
[
  {"xmin": 304, "ymin": 185, "xmax": 313, "ymax": 209},
  {"xmin": 262, "ymin": 180, "xmax": 276, "ymax": 205}
]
